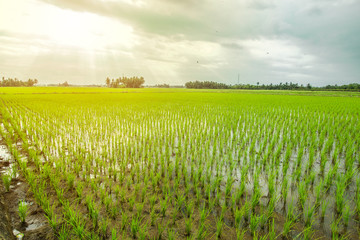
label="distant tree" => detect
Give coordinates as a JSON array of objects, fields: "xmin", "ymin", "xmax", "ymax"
[
  {"xmin": 105, "ymin": 76, "xmax": 145, "ymax": 88},
  {"xmin": 155, "ymin": 84, "xmax": 170, "ymax": 88},
  {"xmin": 184, "ymin": 80, "xmax": 359, "ymax": 92},
  {"xmin": 0, "ymin": 77, "xmax": 38, "ymax": 87},
  {"xmin": 185, "ymin": 81, "xmax": 229, "ymax": 89},
  {"xmin": 59, "ymin": 81, "xmax": 69, "ymax": 87}
]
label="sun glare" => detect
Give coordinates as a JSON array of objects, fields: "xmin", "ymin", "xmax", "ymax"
[
  {"xmin": 48, "ymin": 11, "xmax": 91, "ymax": 47},
  {"xmin": 46, "ymin": 9, "xmax": 134, "ymax": 50}
]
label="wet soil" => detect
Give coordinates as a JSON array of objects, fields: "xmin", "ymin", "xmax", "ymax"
[{"xmin": 0, "ymin": 139, "xmax": 53, "ymax": 240}]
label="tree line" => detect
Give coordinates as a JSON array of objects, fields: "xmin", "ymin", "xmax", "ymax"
[
  {"xmin": 154, "ymin": 83, "xmax": 170, "ymax": 88},
  {"xmin": 0, "ymin": 77, "xmax": 38, "ymax": 87},
  {"xmin": 106, "ymin": 76, "xmax": 145, "ymax": 88},
  {"xmin": 185, "ymin": 81, "xmax": 360, "ymax": 91},
  {"xmin": 185, "ymin": 81, "xmax": 230, "ymax": 89}
]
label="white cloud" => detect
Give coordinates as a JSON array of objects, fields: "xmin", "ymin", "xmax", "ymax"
[
  {"xmin": 0, "ymin": 0, "xmax": 359, "ymax": 85},
  {"xmin": 241, "ymin": 38, "xmax": 316, "ymax": 69}
]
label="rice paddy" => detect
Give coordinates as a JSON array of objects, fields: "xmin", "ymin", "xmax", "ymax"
[{"xmin": 0, "ymin": 88, "xmax": 359, "ymax": 239}]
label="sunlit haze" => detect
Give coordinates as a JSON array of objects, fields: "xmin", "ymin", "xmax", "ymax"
[{"xmin": 1, "ymin": 0, "xmax": 359, "ymax": 86}]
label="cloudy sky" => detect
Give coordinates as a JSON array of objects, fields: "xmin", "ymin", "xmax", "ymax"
[{"xmin": 0, "ymin": 0, "xmax": 359, "ymax": 86}]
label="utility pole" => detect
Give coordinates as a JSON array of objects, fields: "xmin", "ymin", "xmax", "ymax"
[{"xmin": 238, "ymin": 74, "xmax": 239, "ymax": 85}]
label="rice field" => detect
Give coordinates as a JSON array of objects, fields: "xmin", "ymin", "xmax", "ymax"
[{"xmin": 0, "ymin": 88, "xmax": 359, "ymax": 239}]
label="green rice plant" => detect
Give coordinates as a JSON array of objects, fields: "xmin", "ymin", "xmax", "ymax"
[
  {"xmin": 160, "ymin": 195, "xmax": 169, "ymax": 217},
  {"xmin": 18, "ymin": 200, "xmax": 29, "ymax": 223},
  {"xmin": 150, "ymin": 194, "xmax": 157, "ymax": 210},
  {"xmin": 168, "ymin": 227, "xmax": 176, "ymax": 240},
  {"xmin": 251, "ymin": 187, "xmax": 261, "ymax": 211},
  {"xmin": 314, "ymin": 179, "xmax": 323, "ymax": 206},
  {"xmin": 345, "ymin": 168, "xmax": 356, "ymax": 186},
  {"xmin": 281, "ymin": 176, "xmax": 289, "ymax": 203},
  {"xmin": 75, "ymin": 182, "xmax": 84, "ymax": 200},
  {"xmin": 100, "ymin": 187, "xmax": 107, "ymax": 203},
  {"xmin": 114, "ymin": 185, "xmax": 120, "ymax": 198},
  {"xmin": 126, "ymin": 176, "xmax": 132, "ymax": 191},
  {"xmin": 268, "ymin": 219, "xmax": 276, "ymax": 240},
  {"xmin": 303, "ymin": 204, "xmax": 316, "ymax": 227},
  {"xmin": 72, "ymin": 219, "xmax": 88, "ymax": 239},
  {"xmin": 58, "ymin": 224, "xmax": 70, "ymax": 240},
  {"xmin": 119, "ymin": 188, "xmax": 126, "ymax": 203},
  {"xmin": 185, "ymin": 200, "xmax": 194, "ymax": 218},
  {"xmin": 55, "ymin": 187, "xmax": 65, "ymax": 205},
  {"xmin": 184, "ymin": 181, "xmax": 191, "ymax": 197},
  {"xmin": 185, "ymin": 213, "xmax": 193, "ymax": 236},
  {"xmin": 249, "ymin": 213, "xmax": 259, "ymax": 236},
  {"xmin": 104, "ymin": 195, "xmax": 112, "ymax": 213},
  {"xmin": 66, "ymin": 173, "xmax": 75, "ymax": 189},
  {"xmin": 18, "ymin": 158, "xmax": 27, "ymax": 173},
  {"xmin": 307, "ymin": 170, "xmax": 316, "ymax": 186},
  {"xmin": 294, "ymin": 166, "xmax": 302, "ymax": 182},
  {"xmin": 11, "ymin": 164, "xmax": 18, "ymax": 178},
  {"xmin": 335, "ymin": 177, "xmax": 347, "ymax": 214},
  {"xmin": 128, "ymin": 194, "xmax": 136, "ymax": 211},
  {"xmin": 320, "ymin": 200, "xmax": 328, "ymax": 221},
  {"xmin": 2, "ymin": 174, "xmax": 12, "ymax": 192},
  {"xmin": 43, "ymin": 202, "xmax": 55, "ymax": 220},
  {"xmin": 356, "ymin": 192, "xmax": 360, "ymax": 218},
  {"xmin": 267, "ymin": 195, "xmax": 277, "ymax": 218},
  {"xmin": 120, "ymin": 212, "xmax": 128, "ymax": 230},
  {"xmin": 172, "ymin": 206, "xmax": 179, "ymax": 224},
  {"xmin": 63, "ymin": 204, "xmax": 87, "ymax": 239},
  {"xmin": 134, "ymin": 182, "xmax": 140, "ymax": 196},
  {"xmin": 242, "ymin": 199, "xmax": 252, "ymax": 224},
  {"xmin": 140, "ymin": 187, "xmax": 147, "ymax": 203},
  {"xmin": 156, "ymin": 221, "xmax": 166, "ymax": 240},
  {"xmin": 86, "ymin": 198, "xmax": 99, "ymax": 228},
  {"xmin": 130, "ymin": 216, "xmax": 141, "ymax": 238},
  {"xmin": 99, "ymin": 218, "xmax": 109, "ymax": 238},
  {"xmin": 298, "ymin": 181, "xmax": 307, "ymax": 209},
  {"xmin": 331, "ymin": 216, "xmax": 341, "ymax": 239},
  {"xmin": 282, "ymin": 215, "xmax": 295, "ymax": 238},
  {"xmin": 197, "ymin": 222, "xmax": 207, "ymax": 240},
  {"xmin": 320, "ymin": 151, "xmax": 328, "ymax": 174},
  {"xmin": 342, "ymin": 202, "xmax": 351, "ymax": 227},
  {"xmin": 110, "ymin": 204, "xmax": 118, "ymax": 220},
  {"xmin": 176, "ymin": 194, "xmax": 185, "ymax": 209},
  {"xmin": 215, "ymin": 216, "xmax": 224, "ymax": 239},
  {"xmin": 236, "ymin": 228, "xmax": 246, "ymax": 240},
  {"xmin": 136, "ymin": 202, "xmax": 145, "ymax": 218},
  {"xmin": 225, "ymin": 174, "xmax": 234, "ymax": 198},
  {"xmin": 208, "ymin": 194, "xmax": 217, "ymax": 211},
  {"xmin": 195, "ymin": 187, "xmax": 202, "ymax": 206},
  {"xmin": 301, "ymin": 226, "xmax": 315, "ymax": 240},
  {"xmin": 45, "ymin": 212, "xmax": 58, "ymax": 232},
  {"xmin": 111, "ymin": 228, "xmax": 117, "ymax": 240},
  {"xmin": 268, "ymin": 171, "xmax": 275, "ymax": 198},
  {"xmin": 234, "ymin": 207, "xmax": 243, "ymax": 228},
  {"xmin": 138, "ymin": 223, "xmax": 148, "ymax": 240},
  {"xmin": 150, "ymin": 208, "xmax": 157, "ymax": 226}
]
